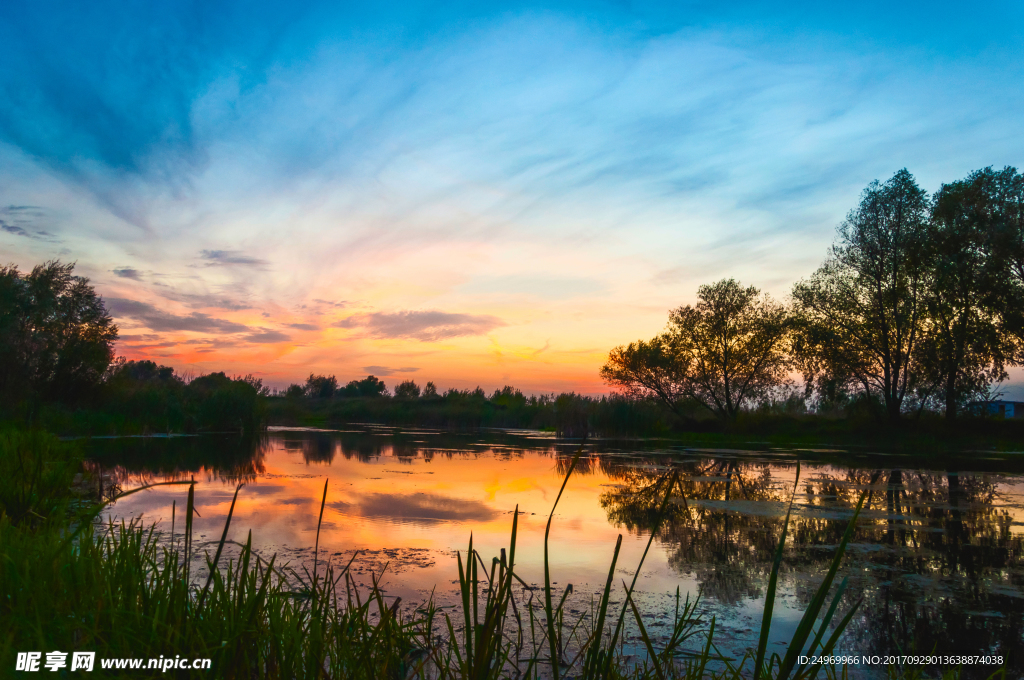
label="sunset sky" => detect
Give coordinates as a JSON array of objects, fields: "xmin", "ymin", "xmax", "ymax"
[{"xmin": 2, "ymin": 1, "xmax": 1023, "ymax": 394}]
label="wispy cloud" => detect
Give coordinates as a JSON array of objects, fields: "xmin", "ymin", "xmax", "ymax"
[
  {"xmin": 3, "ymin": 2, "xmax": 1024, "ymax": 393},
  {"xmin": 1, "ymin": 220, "xmax": 56, "ymax": 242},
  {"xmin": 459, "ymin": 275, "xmax": 607, "ymax": 300},
  {"xmin": 1, "ymin": 221, "xmax": 30, "ymax": 238},
  {"xmin": 113, "ymin": 267, "xmax": 142, "ymax": 280},
  {"xmin": 106, "ymin": 298, "xmax": 250, "ymax": 333},
  {"xmin": 199, "ymin": 250, "xmax": 269, "ymax": 267},
  {"xmin": 313, "ymin": 299, "xmax": 348, "ymax": 308},
  {"xmin": 152, "ymin": 287, "xmax": 253, "ymax": 311},
  {"xmin": 245, "ymin": 329, "xmax": 290, "ymax": 343},
  {"xmin": 360, "ymin": 365, "xmax": 419, "ymax": 376},
  {"xmin": 336, "ymin": 310, "xmax": 506, "ymax": 341}
]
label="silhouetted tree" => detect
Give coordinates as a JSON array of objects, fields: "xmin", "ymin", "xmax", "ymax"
[
  {"xmin": 793, "ymin": 170, "xmax": 930, "ymax": 421},
  {"xmin": 979, "ymin": 167, "xmax": 1024, "ymax": 360},
  {"xmin": 186, "ymin": 372, "xmax": 264, "ymax": 433},
  {"xmin": 602, "ymin": 279, "xmax": 790, "ymax": 420},
  {"xmin": 303, "ymin": 373, "xmax": 338, "ymax": 398},
  {"xmin": 422, "ymin": 381, "xmax": 439, "ymax": 398},
  {"xmin": 393, "ymin": 379, "xmax": 421, "ymax": 399},
  {"xmin": 340, "ymin": 375, "xmax": 388, "ymax": 398},
  {"xmin": 0, "ymin": 260, "xmax": 117, "ymax": 405},
  {"xmin": 919, "ymin": 171, "xmax": 1011, "ymax": 419},
  {"xmin": 284, "ymin": 383, "xmax": 304, "ymax": 398},
  {"xmin": 491, "ymin": 385, "xmax": 527, "ymax": 408},
  {"xmin": 106, "ymin": 358, "xmax": 177, "ymax": 383}
]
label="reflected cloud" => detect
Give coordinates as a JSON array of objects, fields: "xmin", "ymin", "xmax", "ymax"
[{"xmin": 330, "ymin": 491, "xmax": 497, "ymax": 524}]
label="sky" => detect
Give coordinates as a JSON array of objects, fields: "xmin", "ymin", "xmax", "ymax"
[{"xmin": 2, "ymin": 1, "xmax": 1023, "ymax": 395}]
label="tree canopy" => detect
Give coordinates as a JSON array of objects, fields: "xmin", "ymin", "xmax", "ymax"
[
  {"xmin": 0, "ymin": 261, "xmax": 117, "ymax": 405},
  {"xmin": 602, "ymin": 279, "xmax": 790, "ymax": 420},
  {"xmin": 791, "ymin": 169, "xmax": 930, "ymax": 421}
]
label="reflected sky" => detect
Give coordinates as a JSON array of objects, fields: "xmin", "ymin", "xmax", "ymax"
[{"xmin": 92, "ymin": 428, "xmax": 1024, "ymax": 675}]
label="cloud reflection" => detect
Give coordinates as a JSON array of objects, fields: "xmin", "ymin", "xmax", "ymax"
[{"xmin": 331, "ymin": 491, "xmax": 497, "ymax": 524}]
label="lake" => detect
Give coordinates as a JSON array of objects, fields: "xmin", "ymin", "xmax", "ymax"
[{"xmin": 85, "ymin": 426, "xmax": 1024, "ymax": 677}]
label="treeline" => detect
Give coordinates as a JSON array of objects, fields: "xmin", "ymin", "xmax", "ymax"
[
  {"xmin": 604, "ymin": 167, "xmax": 1024, "ymax": 423},
  {"xmin": 270, "ymin": 378, "xmax": 672, "ymax": 436},
  {"xmin": 0, "ymin": 261, "xmax": 266, "ymax": 434}
]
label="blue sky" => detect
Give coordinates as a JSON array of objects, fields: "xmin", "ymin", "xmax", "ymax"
[{"xmin": 2, "ymin": 1, "xmax": 1022, "ymax": 393}]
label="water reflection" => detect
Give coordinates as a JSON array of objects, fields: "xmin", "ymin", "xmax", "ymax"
[
  {"xmin": 329, "ymin": 492, "xmax": 499, "ymax": 524},
  {"xmin": 87, "ymin": 430, "xmax": 1024, "ymax": 677},
  {"xmin": 85, "ymin": 432, "xmax": 270, "ymax": 485},
  {"xmin": 590, "ymin": 454, "xmax": 1024, "ymax": 672}
]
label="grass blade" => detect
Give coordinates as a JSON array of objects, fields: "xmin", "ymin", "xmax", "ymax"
[
  {"xmin": 197, "ymin": 482, "xmax": 243, "ymax": 611},
  {"xmin": 755, "ymin": 461, "xmax": 800, "ymax": 680},
  {"xmin": 777, "ymin": 490, "xmax": 866, "ymax": 680},
  {"xmin": 313, "ymin": 478, "xmax": 328, "ymax": 592},
  {"xmin": 544, "ymin": 444, "xmax": 585, "ymax": 679},
  {"xmin": 624, "ymin": 581, "xmax": 666, "ymax": 680}
]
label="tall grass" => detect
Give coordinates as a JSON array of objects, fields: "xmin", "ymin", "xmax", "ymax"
[
  {"xmin": 0, "ymin": 433, "xmax": 976, "ymax": 678},
  {"xmin": 0, "ymin": 429, "xmax": 83, "ymax": 524}
]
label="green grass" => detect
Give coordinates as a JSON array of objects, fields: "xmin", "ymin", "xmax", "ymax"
[
  {"xmin": 0, "ymin": 429, "xmax": 84, "ymax": 524},
  {"xmin": 1, "ymin": 432, "xmax": 987, "ymax": 678}
]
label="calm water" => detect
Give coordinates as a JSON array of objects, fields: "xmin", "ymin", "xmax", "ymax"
[{"xmin": 86, "ymin": 427, "xmax": 1024, "ymax": 677}]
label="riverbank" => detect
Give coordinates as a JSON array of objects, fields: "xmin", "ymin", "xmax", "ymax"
[{"xmin": 267, "ymin": 394, "xmax": 1024, "ymax": 453}]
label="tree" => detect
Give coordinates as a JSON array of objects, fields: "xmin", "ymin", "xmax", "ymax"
[
  {"xmin": 602, "ymin": 279, "xmax": 790, "ymax": 420},
  {"xmin": 106, "ymin": 358, "xmax": 178, "ymax": 384},
  {"xmin": 0, "ymin": 265, "xmax": 33, "ymax": 401},
  {"xmin": 187, "ymin": 372, "xmax": 264, "ymax": 433},
  {"xmin": 0, "ymin": 260, "xmax": 117, "ymax": 405},
  {"xmin": 792, "ymin": 170, "xmax": 930, "ymax": 422},
  {"xmin": 339, "ymin": 375, "xmax": 388, "ymax": 398},
  {"xmin": 918, "ymin": 171, "xmax": 1009, "ymax": 420},
  {"xmin": 237, "ymin": 374, "xmax": 271, "ymax": 397},
  {"xmin": 393, "ymin": 380, "xmax": 421, "ymax": 399},
  {"xmin": 491, "ymin": 385, "xmax": 527, "ymax": 409},
  {"xmin": 600, "ymin": 336, "xmax": 691, "ymax": 415},
  {"xmin": 303, "ymin": 373, "xmax": 338, "ymax": 398},
  {"xmin": 981, "ymin": 167, "xmax": 1024, "ymax": 359},
  {"xmin": 422, "ymin": 381, "xmax": 439, "ymax": 398}
]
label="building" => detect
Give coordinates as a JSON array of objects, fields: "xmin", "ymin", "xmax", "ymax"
[{"xmin": 967, "ymin": 400, "xmax": 1024, "ymax": 419}]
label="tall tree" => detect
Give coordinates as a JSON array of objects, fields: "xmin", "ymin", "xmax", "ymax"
[
  {"xmin": 792, "ymin": 169, "xmax": 929, "ymax": 421},
  {"xmin": 919, "ymin": 171, "xmax": 1009, "ymax": 420},
  {"xmin": 602, "ymin": 279, "xmax": 790, "ymax": 420},
  {"xmin": 981, "ymin": 167, "xmax": 1024, "ymax": 359}
]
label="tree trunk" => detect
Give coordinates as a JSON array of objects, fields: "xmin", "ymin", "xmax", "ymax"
[
  {"xmin": 886, "ymin": 394, "xmax": 902, "ymax": 423},
  {"xmin": 944, "ymin": 368, "xmax": 958, "ymax": 422}
]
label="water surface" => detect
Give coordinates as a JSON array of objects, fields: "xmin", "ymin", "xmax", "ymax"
[{"xmin": 87, "ymin": 427, "xmax": 1024, "ymax": 677}]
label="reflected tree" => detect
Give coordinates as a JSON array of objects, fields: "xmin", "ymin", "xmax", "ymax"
[{"xmin": 592, "ymin": 453, "xmax": 1024, "ymax": 669}]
